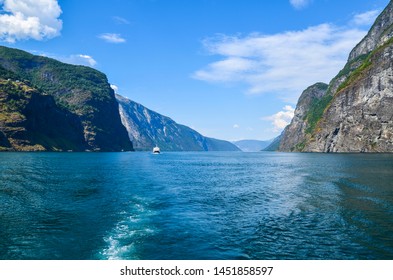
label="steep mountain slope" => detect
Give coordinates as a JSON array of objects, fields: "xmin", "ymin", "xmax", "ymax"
[
  {"xmin": 279, "ymin": 83, "xmax": 328, "ymax": 151},
  {"xmin": 116, "ymin": 94, "xmax": 240, "ymax": 151},
  {"xmin": 263, "ymin": 132, "xmax": 283, "ymax": 151},
  {"xmin": 0, "ymin": 46, "xmax": 133, "ymax": 151},
  {"xmin": 0, "ymin": 78, "xmax": 85, "ymax": 151},
  {"xmin": 279, "ymin": 1, "xmax": 393, "ymax": 152}
]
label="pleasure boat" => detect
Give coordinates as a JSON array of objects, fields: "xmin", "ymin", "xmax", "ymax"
[{"xmin": 153, "ymin": 146, "xmax": 160, "ymax": 154}]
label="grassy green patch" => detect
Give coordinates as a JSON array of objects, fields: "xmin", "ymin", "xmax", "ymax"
[
  {"xmin": 336, "ymin": 37, "xmax": 393, "ymax": 94},
  {"xmin": 294, "ymin": 141, "xmax": 306, "ymax": 152},
  {"xmin": 336, "ymin": 58, "xmax": 372, "ymax": 93},
  {"xmin": 305, "ymin": 94, "xmax": 333, "ymax": 134}
]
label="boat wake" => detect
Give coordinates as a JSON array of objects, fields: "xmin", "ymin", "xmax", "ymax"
[{"xmin": 98, "ymin": 196, "xmax": 157, "ymax": 260}]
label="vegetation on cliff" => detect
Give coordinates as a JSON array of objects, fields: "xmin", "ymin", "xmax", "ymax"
[{"xmin": 0, "ymin": 46, "xmax": 133, "ymax": 151}]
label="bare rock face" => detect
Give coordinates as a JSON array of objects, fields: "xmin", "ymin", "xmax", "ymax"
[
  {"xmin": 116, "ymin": 94, "xmax": 240, "ymax": 151},
  {"xmin": 348, "ymin": 2, "xmax": 393, "ymax": 61},
  {"xmin": 306, "ymin": 44, "xmax": 393, "ymax": 152},
  {"xmin": 279, "ymin": 1, "xmax": 393, "ymax": 153}
]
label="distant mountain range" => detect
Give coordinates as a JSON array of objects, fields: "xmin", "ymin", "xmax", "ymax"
[
  {"xmin": 232, "ymin": 139, "xmax": 272, "ymax": 152},
  {"xmin": 0, "ymin": 45, "xmax": 239, "ymax": 152},
  {"xmin": 117, "ymin": 94, "xmax": 240, "ymax": 151}
]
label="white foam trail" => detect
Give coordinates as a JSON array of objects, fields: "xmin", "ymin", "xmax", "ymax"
[{"xmin": 99, "ymin": 197, "xmax": 157, "ymax": 260}]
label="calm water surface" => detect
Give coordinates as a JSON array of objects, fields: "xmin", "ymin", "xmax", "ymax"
[{"xmin": 0, "ymin": 152, "xmax": 392, "ymax": 259}]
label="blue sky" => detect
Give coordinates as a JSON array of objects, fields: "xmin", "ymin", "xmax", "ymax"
[{"xmin": 0, "ymin": 0, "xmax": 390, "ymax": 141}]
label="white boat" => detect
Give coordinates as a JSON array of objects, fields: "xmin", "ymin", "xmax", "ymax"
[{"xmin": 153, "ymin": 146, "xmax": 160, "ymax": 154}]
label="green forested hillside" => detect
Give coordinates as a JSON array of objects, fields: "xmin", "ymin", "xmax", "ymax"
[{"xmin": 0, "ymin": 46, "xmax": 133, "ymax": 151}]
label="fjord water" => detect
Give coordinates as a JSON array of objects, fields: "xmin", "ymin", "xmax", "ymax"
[{"xmin": 0, "ymin": 152, "xmax": 392, "ymax": 260}]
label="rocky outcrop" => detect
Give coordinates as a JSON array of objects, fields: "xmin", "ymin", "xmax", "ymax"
[
  {"xmin": 278, "ymin": 1, "xmax": 393, "ymax": 153},
  {"xmin": 0, "ymin": 79, "xmax": 86, "ymax": 151},
  {"xmin": 306, "ymin": 42, "xmax": 393, "ymax": 152},
  {"xmin": 117, "ymin": 94, "xmax": 240, "ymax": 151},
  {"xmin": 0, "ymin": 46, "xmax": 133, "ymax": 151},
  {"xmin": 348, "ymin": 2, "xmax": 393, "ymax": 61},
  {"xmin": 279, "ymin": 83, "xmax": 328, "ymax": 152}
]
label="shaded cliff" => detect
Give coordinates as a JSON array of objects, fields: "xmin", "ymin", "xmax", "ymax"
[
  {"xmin": 116, "ymin": 94, "xmax": 240, "ymax": 151},
  {"xmin": 279, "ymin": 1, "xmax": 393, "ymax": 152},
  {"xmin": 0, "ymin": 46, "xmax": 133, "ymax": 151},
  {"xmin": 0, "ymin": 78, "xmax": 86, "ymax": 151}
]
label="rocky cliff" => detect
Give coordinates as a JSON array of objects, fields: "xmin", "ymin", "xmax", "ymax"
[
  {"xmin": 0, "ymin": 78, "xmax": 86, "ymax": 151},
  {"xmin": 279, "ymin": 1, "xmax": 393, "ymax": 152},
  {"xmin": 0, "ymin": 46, "xmax": 133, "ymax": 151},
  {"xmin": 279, "ymin": 83, "xmax": 328, "ymax": 151},
  {"xmin": 117, "ymin": 94, "xmax": 240, "ymax": 151}
]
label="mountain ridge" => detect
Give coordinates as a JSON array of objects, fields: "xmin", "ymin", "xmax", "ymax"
[
  {"xmin": 0, "ymin": 46, "xmax": 133, "ymax": 151},
  {"xmin": 0, "ymin": 46, "xmax": 239, "ymax": 152},
  {"xmin": 116, "ymin": 94, "xmax": 240, "ymax": 151}
]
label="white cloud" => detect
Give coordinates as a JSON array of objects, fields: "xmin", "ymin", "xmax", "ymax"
[
  {"xmin": 36, "ymin": 52, "xmax": 97, "ymax": 67},
  {"xmin": 98, "ymin": 33, "xmax": 126, "ymax": 43},
  {"xmin": 66, "ymin": 54, "xmax": 97, "ymax": 67},
  {"xmin": 351, "ymin": 10, "xmax": 380, "ymax": 26},
  {"xmin": 193, "ymin": 15, "xmax": 370, "ymax": 102},
  {"xmin": 263, "ymin": 105, "xmax": 295, "ymax": 132},
  {"xmin": 113, "ymin": 16, "xmax": 130, "ymax": 25},
  {"xmin": 233, "ymin": 124, "xmax": 240, "ymax": 129},
  {"xmin": 290, "ymin": 0, "xmax": 312, "ymax": 10},
  {"xmin": 0, "ymin": 0, "xmax": 62, "ymax": 43},
  {"xmin": 194, "ymin": 57, "xmax": 257, "ymax": 83}
]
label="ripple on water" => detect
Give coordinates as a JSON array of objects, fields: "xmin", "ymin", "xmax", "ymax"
[{"xmin": 1, "ymin": 152, "xmax": 393, "ymax": 260}]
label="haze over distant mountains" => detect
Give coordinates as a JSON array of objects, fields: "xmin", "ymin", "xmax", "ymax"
[{"xmin": 232, "ymin": 140, "xmax": 272, "ymax": 152}]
